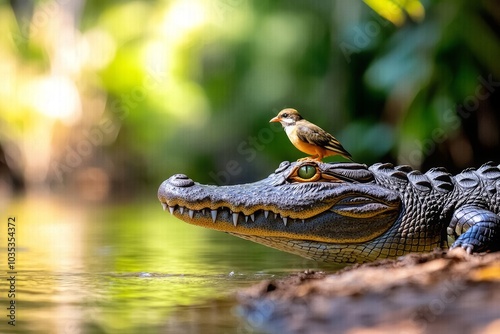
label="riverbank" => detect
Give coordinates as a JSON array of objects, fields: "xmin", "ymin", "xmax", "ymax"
[{"xmin": 238, "ymin": 249, "xmax": 500, "ymax": 333}]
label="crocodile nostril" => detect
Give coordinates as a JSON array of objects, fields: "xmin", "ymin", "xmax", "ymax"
[{"xmin": 168, "ymin": 174, "xmax": 194, "ymax": 187}]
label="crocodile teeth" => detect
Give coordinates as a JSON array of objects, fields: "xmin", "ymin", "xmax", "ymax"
[
  {"xmin": 179, "ymin": 207, "xmax": 185, "ymax": 215},
  {"xmin": 202, "ymin": 209, "xmax": 206, "ymax": 215},
  {"xmin": 245, "ymin": 215, "xmax": 249, "ymax": 222},
  {"xmin": 232, "ymin": 212, "xmax": 239, "ymax": 226},
  {"xmin": 282, "ymin": 217, "xmax": 288, "ymax": 226},
  {"xmin": 211, "ymin": 210, "xmax": 217, "ymax": 223},
  {"xmin": 274, "ymin": 212, "xmax": 278, "ymax": 219},
  {"xmin": 264, "ymin": 210, "xmax": 269, "ymax": 218},
  {"xmin": 161, "ymin": 202, "xmax": 167, "ymax": 211},
  {"xmin": 188, "ymin": 209, "xmax": 194, "ymax": 219},
  {"xmin": 168, "ymin": 206, "xmax": 175, "ymax": 215},
  {"xmin": 250, "ymin": 214, "xmax": 255, "ymax": 222},
  {"xmin": 302, "ymin": 219, "xmax": 305, "ymax": 224}
]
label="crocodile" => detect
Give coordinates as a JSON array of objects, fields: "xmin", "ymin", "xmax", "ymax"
[{"xmin": 158, "ymin": 160, "xmax": 500, "ymax": 263}]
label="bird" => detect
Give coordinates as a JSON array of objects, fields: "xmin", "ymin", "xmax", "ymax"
[{"xmin": 270, "ymin": 108, "xmax": 353, "ymax": 161}]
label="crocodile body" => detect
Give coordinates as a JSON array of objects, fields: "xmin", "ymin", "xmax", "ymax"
[{"xmin": 158, "ymin": 160, "xmax": 500, "ymax": 263}]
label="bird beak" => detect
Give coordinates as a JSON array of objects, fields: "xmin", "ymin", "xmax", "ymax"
[{"xmin": 269, "ymin": 116, "xmax": 280, "ymax": 123}]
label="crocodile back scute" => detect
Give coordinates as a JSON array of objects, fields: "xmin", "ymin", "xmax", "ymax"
[
  {"xmin": 407, "ymin": 170, "xmax": 433, "ymax": 192},
  {"xmin": 370, "ymin": 163, "xmax": 454, "ymax": 194},
  {"xmin": 454, "ymin": 162, "xmax": 500, "ymax": 214},
  {"xmin": 455, "ymin": 162, "xmax": 500, "ymax": 192},
  {"xmin": 425, "ymin": 167, "xmax": 454, "ymax": 193},
  {"xmin": 369, "ymin": 163, "xmax": 500, "ymax": 195},
  {"xmin": 370, "ymin": 163, "xmax": 409, "ymax": 189},
  {"xmin": 454, "ymin": 169, "xmax": 481, "ymax": 189},
  {"xmin": 476, "ymin": 162, "xmax": 500, "ymax": 180},
  {"xmin": 371, "ymin": 163, "xmax": 408, "ymax": 180}
]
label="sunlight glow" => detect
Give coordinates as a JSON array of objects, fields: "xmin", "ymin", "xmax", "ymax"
[
  {"xmin": 143, "ymin": 40, "xmax": 168, "ymax": 80},
  {"xmin": 161, "ymin": 0, "xmax": 208, "ymax": 41},
  {"xmin": 82, "ymin": 28, "xmax": 116, "ymax": 70},
  {"xmin": 27, "ymin": 75, "xmax": 82, "ymax": 124}
]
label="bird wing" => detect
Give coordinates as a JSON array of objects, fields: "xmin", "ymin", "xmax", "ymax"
[{"xmin": 296, "ymin": 121, "xmax": 352, "ymax": 159}]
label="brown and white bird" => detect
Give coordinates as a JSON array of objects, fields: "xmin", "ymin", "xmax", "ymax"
[{"xmin": 270, "ymin": 108, "xmax": 353, "ymax": 161}]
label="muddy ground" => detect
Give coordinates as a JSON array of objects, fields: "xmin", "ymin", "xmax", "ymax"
[{"xmin": 237, "ymin": 249, "xmax": 500, "ymax": 334}]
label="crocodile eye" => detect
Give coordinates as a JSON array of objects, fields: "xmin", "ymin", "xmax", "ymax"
[{"xmin": 298, "ymin": 165, "xmax": 317, "ymax": 179}]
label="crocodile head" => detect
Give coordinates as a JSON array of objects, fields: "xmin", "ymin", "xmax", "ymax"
[{"xmin": 158, "ymin": 160, "xmax": 403, "ymax": 263}]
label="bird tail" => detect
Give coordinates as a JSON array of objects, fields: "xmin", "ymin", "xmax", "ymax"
[{"xmin": 325, "ymin": 140, "xmax": 354, "ymax": 161}]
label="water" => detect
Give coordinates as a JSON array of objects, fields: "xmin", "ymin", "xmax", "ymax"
[{"xmin": 1, "ymin": 195, "xmax": 333, "ymax": 333}]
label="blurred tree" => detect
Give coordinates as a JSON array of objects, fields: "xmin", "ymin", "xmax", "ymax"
[{"xmin": 1, "ymin": 0, "xmax": 499, "ymax": 200}]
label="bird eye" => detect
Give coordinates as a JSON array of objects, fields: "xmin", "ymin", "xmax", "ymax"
[
  {"xmin": 282, "ymin": 113, "xmax": 288, "ymax": 118},
  {"xmin": 298, "ymin": 165, "xmax": 317, "ymax": 179}
]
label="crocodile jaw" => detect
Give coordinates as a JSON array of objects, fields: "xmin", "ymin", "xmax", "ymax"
[{"xmin": 158, "ymin": 172, "xmax": 401, "ymax": 244}]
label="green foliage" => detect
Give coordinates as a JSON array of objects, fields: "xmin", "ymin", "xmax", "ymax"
[{"xmin": 1, "ymin": 0, "xmax": 499, "ymax": 195}]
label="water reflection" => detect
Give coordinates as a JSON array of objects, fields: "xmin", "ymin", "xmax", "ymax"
[{"xmin": 5, "ymin": 195, "xmax": 333, "ymax": 333}]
